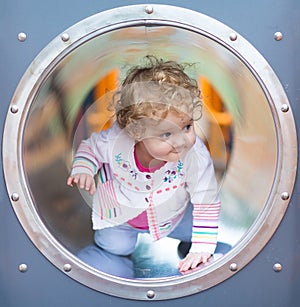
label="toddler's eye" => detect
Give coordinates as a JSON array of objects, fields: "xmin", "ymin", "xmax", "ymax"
[
  {"xmin": 184, "ymin": 124, "xmax": 192, "ymax": 131},
  {"xmin": 161, "ymin": 132, "xmax": 171, "ymax": 139}
]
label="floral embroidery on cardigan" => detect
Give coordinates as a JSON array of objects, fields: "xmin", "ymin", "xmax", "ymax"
[
  {"xmin": 115, "ymin": 153, "xmax": 137, "ymax": 179},
  {"xmin": 115, "ymin": 153, "xmax": 185, "ymax": 185},
  {"xmin": 163, "ymin": 160, "xmax": 185, "ymax": 183}
]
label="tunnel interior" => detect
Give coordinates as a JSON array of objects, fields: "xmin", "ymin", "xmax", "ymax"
[{"xmin": 21, "ymin": 24, "xmax": 278, "ymax": 279}]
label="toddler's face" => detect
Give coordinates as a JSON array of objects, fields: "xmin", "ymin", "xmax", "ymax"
[{"xmin": 141, "ymin": 110, "xmax": 196, "ymax": 163}]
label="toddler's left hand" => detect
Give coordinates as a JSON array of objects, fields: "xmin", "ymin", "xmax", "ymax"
[{"xmin": 178, "ymin": 251, "xmax": 211, "ymax": 272}]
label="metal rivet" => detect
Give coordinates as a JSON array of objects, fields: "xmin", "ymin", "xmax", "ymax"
[
  {"xmin": 281, "ymin": 192, "xmax": 289, "ymax": 200},
  {"xmin": 10, "ymin": 105, "xmax": 19, "ymax": 114},
  {"xmin": 63, "ymin": 263, "xmax": 72, "ymax": 272},
  {"xmin": 229, "ymin": 32, "xmax": 238, "ymax": 41},
  {"xmin": 147, "ymin": 290, "xmax": 155, "ymax": 299},
  {"xmin": 273, "ymin": 263, "xmax": 282, "ymax": 272},
  {"xmin": 281, "ymin": 104, "xmax": 289, "ymax": 112},
  {"xmin": 18, "ymin": 263, "xmax": 28, "ymax": 272},
  {"xmin": 274, "ymin": 32, "xmax": 283, "ymax": 41},
  {"xmin": 18, "ymin": 32, "xmax": 27, "ymax": 42},
  {"xmin": 11, "ymin": 193, "xmax": 19, "ymax": 201},
  {"xmin": 229, "ymin": 263, "xmax": 238, "ymax": 272},
  {"xmin": 145, "ymin": 5, "xmax": 154, "ymax": 14},
  {"xmin": 61, "ymin": 33, "xmax": 70, "ymax": 42}
]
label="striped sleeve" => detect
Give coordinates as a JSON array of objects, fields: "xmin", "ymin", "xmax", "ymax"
[
  {"xmin": 189, "ymin": 202, "xmax": 221, "ymax": 254},
  {"xmin": 71, "ymin": 139, "xmax": 103, "ymax": 177}
]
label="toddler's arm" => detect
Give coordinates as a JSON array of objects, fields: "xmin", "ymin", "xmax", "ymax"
[
  {"xmin": 178, "ymin": 202, "xmax": 221, "ymax": 272},
  {"xmin": 67, "ymin": 133, "xmax": 105, "ymax": 195}
]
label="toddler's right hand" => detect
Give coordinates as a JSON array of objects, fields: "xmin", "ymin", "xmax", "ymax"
[{"xmin": 67, "ymin": 173, "xmax": 96, "ymax": 195}]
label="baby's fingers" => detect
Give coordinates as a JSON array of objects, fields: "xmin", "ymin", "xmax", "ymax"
[
  {"xmin": 67, "ymin": 174, "xmax": 96, "ymax": 195},
  {"xmin": 178, "ymin": 252, "xmax": 212, "ymax": 272},
  {"xmin": 83, "ymin": 175, "xmax": 96, "ymax": 195},
  {"xmin": 67, "ymin": 176, "xmax": 76, "ymax": 186},
  {"xmin": 89, "ymin": 184, "xmax": 96, "ymax": 195},
  {"xmin": 77, "ymin": 174, "xmax": 90, "ymax": 189}
]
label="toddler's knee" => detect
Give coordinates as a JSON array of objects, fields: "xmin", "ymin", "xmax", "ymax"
[
  {"xmin": 94, "ymin": 230, "xmax": 136, "ymax": 256},
  {"xmin": 109, "ymin": 241, "xmax": 136, "ymax": 256}
]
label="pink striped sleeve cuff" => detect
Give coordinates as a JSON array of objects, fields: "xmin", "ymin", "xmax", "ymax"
[{"xmin": 189, "ymin": 202, "xmax": 221, "ymax": 254}]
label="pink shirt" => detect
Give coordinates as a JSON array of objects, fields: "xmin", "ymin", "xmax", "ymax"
[{"xmin": 127, "ymin": 148, "xmax": 165, "ymax": 229}]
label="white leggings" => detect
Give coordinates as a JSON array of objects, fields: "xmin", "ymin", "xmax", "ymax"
[{"xmin": 94, "ymin": 202, "xmax": 193, "ymax": 256}]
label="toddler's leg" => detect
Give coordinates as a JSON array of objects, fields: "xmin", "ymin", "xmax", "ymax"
[
  {"xmin": 168, "ymin": 202, "xmax": 193, "ymax": 242},
  {"xmin": 76, "ymin": 244, "xmax": 134, "ymax": 278},
  {"xmin": 168, "ymin": 203, "xmax": 193, "ymax": 258},
  {"xmin": 94, "ymin": 224, "xmax": 138, "ymax": 256}
]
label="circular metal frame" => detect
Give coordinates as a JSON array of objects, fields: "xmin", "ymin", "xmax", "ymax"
[{"xmin": 2, "ymin": 4, "xmax": 297, "ymax": 300}]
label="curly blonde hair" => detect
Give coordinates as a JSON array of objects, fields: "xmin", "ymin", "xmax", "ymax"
[{"xmin": 112, "ymin": 56, "xmax": 202, "ymax": 138}]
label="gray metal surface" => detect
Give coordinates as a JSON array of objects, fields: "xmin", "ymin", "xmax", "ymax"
[{"xmin": 1, "ymin": 0, "xmax": 300, "ymax": 306}]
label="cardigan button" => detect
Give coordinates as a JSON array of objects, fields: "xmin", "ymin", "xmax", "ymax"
[
  {"xmin": 146, "ymin": 174, "xmax": 151, "ymax": 179},
  {"xmin": 145, "ymin": 185, "xmax": 151, "ymax": 190}
]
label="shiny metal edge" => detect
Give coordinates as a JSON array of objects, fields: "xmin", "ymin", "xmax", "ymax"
[{"xmin": 2, "ymin": 4, "xmax": 298, "ymax": 300}]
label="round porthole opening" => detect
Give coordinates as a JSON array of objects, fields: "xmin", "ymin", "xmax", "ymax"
[{"xmin": 3, "ymin": 4, "xmax": 297, "ymax": 300}]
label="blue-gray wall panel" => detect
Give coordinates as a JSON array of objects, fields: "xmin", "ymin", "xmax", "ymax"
[{"xmin": 1, "ymin": 1, "xmax": 299, "ymax": 306}]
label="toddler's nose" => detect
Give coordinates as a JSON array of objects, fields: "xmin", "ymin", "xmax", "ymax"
[{"xmin": 172, "ymin": 133, "xmax": 186, "ymax": 150}]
